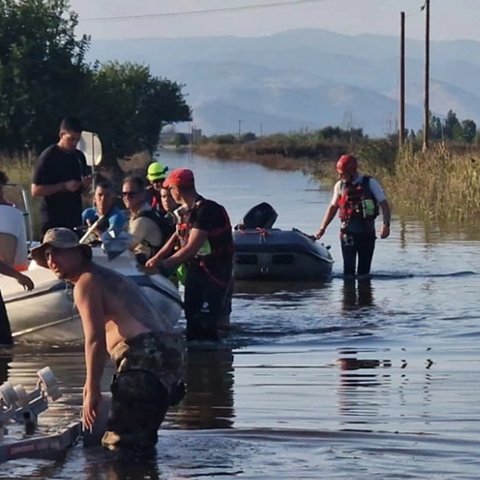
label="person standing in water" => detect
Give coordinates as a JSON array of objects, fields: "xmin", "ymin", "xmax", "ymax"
[
  {"xmin": 31, "ymin": 228, "xmax": 184, "ymax": 452},
  {"xmin": 315, "ymin": 154, "xmax": 391, "ymax": 278},
  {"xmin": 146, "ymin": 168, "xmax": 234, "ymax": 341}
]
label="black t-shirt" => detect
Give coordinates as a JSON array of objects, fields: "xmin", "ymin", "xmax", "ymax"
[
  {"xmin": 189, "ymin": 198, "xmax": 233, "ymax": 282},
  {"xmin": 33, "ymin": 144, "xmax": 89, "ymax": 231}
]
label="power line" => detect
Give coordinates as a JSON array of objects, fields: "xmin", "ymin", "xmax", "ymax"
[{"xmin": 82, "ymin": 0, "xmax": 331, "ymax": 23}]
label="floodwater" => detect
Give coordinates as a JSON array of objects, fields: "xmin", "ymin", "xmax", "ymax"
[{"xmin": 1, "ymin": 151, "xmax": 480, "ymax": 479}]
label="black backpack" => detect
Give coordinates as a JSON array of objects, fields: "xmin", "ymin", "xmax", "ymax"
[{"xmin": 137, "ymin": 208, "xmax": 176, "ymax": 249}]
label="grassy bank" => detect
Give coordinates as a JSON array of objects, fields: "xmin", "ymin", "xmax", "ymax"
[
  {"xmin": 195, "ymin": 137, "xmax": 480, "ymax": 226},
  {"xmin": 0, "ymin": 154, "xmax": 35, "ymax": 206},
  {"xmin": 386, "ymin": 145, "xmax": 480, "ymax": 223},
  {"xmin": 0, "ymin": 153, "xmax": 34, "ymax": 184}
]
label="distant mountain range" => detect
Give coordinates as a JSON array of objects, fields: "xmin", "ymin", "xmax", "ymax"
[{"xmin": 87, "ymin": 29, "xmax": 480, "ymax": 137}]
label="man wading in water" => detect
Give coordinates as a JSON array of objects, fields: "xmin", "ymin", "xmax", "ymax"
[
  {"xmin": 31, "ymin": 228, "xmax": 184, "ymax": 453},
  {"xmin": 315, "ymin": 154, "xmax": 391, "ymax": 278},
  {"xmin": 146, "ymin": 168, "xmax": 234, "ymax": 341}
]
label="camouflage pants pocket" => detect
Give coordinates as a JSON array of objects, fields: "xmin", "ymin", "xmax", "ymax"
[{"xmin": 103, "ymin": 369, "xmax": 170, "ymax": 451}]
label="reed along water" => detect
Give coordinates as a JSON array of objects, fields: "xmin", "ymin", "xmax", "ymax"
[{"xmin": 1, "ymin": 151, "xmax": 480, "ymax": 479}]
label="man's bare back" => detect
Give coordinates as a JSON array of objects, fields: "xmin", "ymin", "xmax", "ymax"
[{"xmin": 74, "ymin": 263, "xmax": 174, "ymax": 352}]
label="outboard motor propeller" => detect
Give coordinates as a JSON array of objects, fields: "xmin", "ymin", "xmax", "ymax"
[{"xmin": 0, "ymin": 367, "xmax": 61, "ymax": 437}]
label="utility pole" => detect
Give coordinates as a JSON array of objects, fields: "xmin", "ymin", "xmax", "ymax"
[
  {"xmin": 399, "ymin": 11, "xmax": 405, "ymax": 147},
  {"xmin": 422, "ymin": 0, "xmax": 430, "ymax": 151}
]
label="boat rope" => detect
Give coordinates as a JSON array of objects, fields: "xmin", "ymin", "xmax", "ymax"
[
  {"xmin": 236, "ymin": 227, "xmax": 270, "ymax": 243},
  {"xmin": 236, "ymin": 227, "xmax": 270, "ymax": 236}
]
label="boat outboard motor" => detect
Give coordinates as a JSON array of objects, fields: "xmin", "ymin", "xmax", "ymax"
[{"xmin": 236, "ymin": 202, "xmax": 278, "ymax": 230}]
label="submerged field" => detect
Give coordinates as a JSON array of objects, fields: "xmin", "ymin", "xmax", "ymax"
[{"xmin": 194, "ymin": 139, "xmax": 480, "ymax": 228}]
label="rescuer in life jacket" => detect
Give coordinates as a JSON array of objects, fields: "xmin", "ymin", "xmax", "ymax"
[
  {"xmin": 314, "ymin": 154, "xmax": 391, "ymax": 278},
  {"xmin": 145, "ymin": 168, "xmax": 234, "ymax": 341}
]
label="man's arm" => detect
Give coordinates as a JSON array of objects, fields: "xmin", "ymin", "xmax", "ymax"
[
  {"xmin": 108, "ymin": 210, "xmax": 127, "ymax": 237},
  {"xmin": 31, "ymin": 180, "xmax": 82, "ymax": 198},
  {"xmin": 378, "ymin": 199, "xmax": 391, "ymax": 239},
  {"xmin": 161, "ymin": 228, "xmax": 208, "ymax": 270},
  {"xmin": 0, "ymin": 260, "xmax": 34, "ymax": 290},
  {"xmin": 74, "ymin": 274, "xmax": 107, "ymax": 430},
  {"xmin": 315, "ymin": 204, "xmax": 339, "ymax": 239},
  {"xmin": 32, "ymin": 148, "xmax": 87, "ymax": 197},
  {"xmin": 368, "ymin": 178, "xmax": 391, "ymax": 239},
  {"xmin": 145, "ymin": 233, "xmax": 178, "ymax": 268},
  {"xmin": 31, "ymin": 183, "xmax": 64, "ymax": 197}
]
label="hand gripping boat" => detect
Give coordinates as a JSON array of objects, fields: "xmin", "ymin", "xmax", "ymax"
[{"xmin": 233, "ymin": 203, "xmax": 334, "ymax": 281}]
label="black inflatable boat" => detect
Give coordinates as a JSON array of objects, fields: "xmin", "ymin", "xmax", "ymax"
[{"xmin": 233, "ymin": 203, "xmax": 334, "ymax": 281}]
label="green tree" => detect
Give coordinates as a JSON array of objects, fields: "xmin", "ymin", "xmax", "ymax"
[
  {"xmin": 0, "ymin": 0, "xmax": 90, "ymax": 152},
  {"xmin": 0, "ymin": 2, "xmax": 192, "ymax": 160},
  {"xmin": 215, "ymin": 134, "xmax": 237, "ymax": 145},
  {"xmin": 429, "ymin": 114, "xmax": 443, "ymax": 140},
  {"xmin": 319, "ymin": 126, "xmax": 364, "ymax": 143},
  {"xmin": 85, "ymin": 61, "xmax": 191, "ymax": 163},
  {"xmin": 443, "ymin": 110, "xmax": 463, "ymax": 141},
  {"xmin": 240, "ymin": 132, "xmax": 257, "ymax": 142},
  {"xmin": 174, "ymin": 132, "xmax": 189, "ymax": 147},
  {"xmin": 461, "ymin": 119, "xmax": 477, "ymax": 143}
]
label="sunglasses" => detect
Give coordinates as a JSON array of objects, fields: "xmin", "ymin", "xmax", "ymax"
[{"xmin": 121, "ymin": 191, "xmax": 140, "ymax": 198}]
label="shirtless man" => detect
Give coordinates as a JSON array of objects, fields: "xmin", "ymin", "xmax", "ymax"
[{"xmin": 31, "ymin": 228, "xmax": 184, "ymax": 452}]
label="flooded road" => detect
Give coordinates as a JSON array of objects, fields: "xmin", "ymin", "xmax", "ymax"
[{"xmin": 1, "ymin": 151, "xmax": 480, "ymax": 479}]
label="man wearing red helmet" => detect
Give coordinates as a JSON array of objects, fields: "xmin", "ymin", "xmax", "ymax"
[
  {"xmin": 146, "ymin": 168, "xmax": 234, "ymax": 341},
  {"xmin": 315, "ymin": 154, "xmax": 391, "ymax": 277}
]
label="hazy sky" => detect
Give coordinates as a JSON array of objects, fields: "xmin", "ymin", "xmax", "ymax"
[{"xmin": 70, "ymin": 0, "xmax": 480, "ymax": 42}]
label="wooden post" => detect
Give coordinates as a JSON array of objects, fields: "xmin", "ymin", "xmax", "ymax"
[
  {"xmin": 423, "ymin": 0, "xmax": 430, "ymax": 151},
  {"xmin": 399, "ymin": 11, "xmax": 405, "ymax": 147}
]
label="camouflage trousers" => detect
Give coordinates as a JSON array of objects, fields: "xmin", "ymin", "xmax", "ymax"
[{"xmin": 102, "ymin": 331, "xmax": 184, "ymax": 452}]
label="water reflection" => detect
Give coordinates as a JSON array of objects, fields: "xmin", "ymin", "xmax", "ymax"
[
  {"xmin": 83, "ymin": 450, "xmax": 161, "ymax": 480},
  {"xmin": 176, "ymin": 344, "xmax": 235, "ymax": 429},
  {"xmin": 337, "ymin": 352, "xmax": 392, "ymax": 424},
  {"xmin": 234, "ymin": 280, "xmax": 331, "ymax": 296},
  {"xmin": 341, "ymin": 278, "xmax": 374, "ymax": 311}
]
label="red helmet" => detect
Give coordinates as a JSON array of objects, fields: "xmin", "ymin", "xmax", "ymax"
[{"xmin": 336, "ymin": 154, "xmax": 358, "ymax": 175}]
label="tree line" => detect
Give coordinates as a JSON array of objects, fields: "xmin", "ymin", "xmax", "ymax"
[
  {"xmin": 0, "ymin": 0, "xmax": 191, "ymax": 164},
  {"xmin": 429, "ymin": 110, "xmax": 477, "ymax": 143},
  {"xmin": 201, "ymin": 112, "xmax": 478, "ymax": 149}
]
